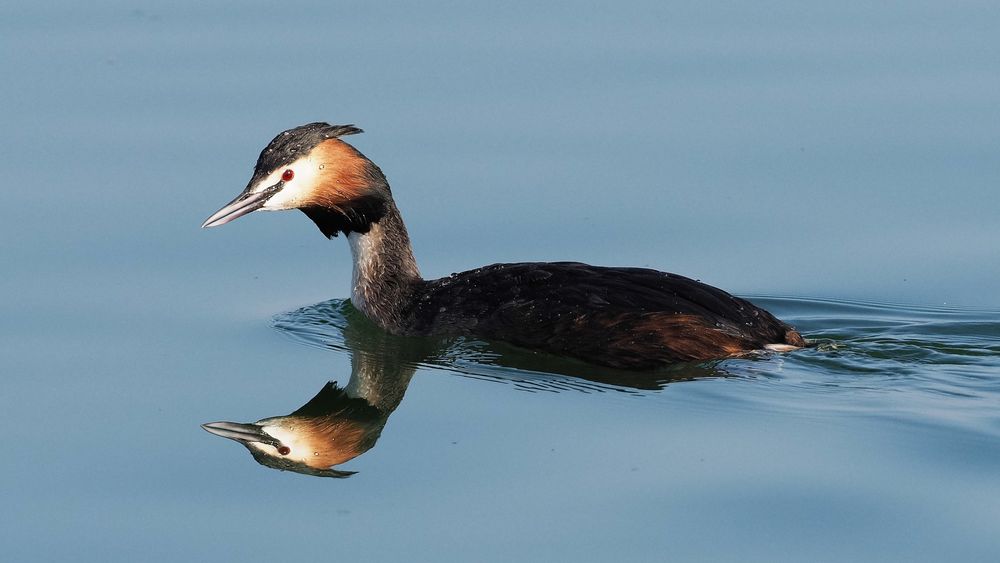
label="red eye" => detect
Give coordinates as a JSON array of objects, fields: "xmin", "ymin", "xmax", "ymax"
[
  {"xmin": 281, "ymin": 169, "xmax": 294, "ymax": 182},
  {"xmin": 277, "ymin": 445, "xmax": 291, "ymax": 456}
]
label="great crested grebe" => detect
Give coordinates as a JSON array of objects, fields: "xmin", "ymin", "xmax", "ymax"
[{"xmin": 202, "ymin": 122, "xmax": 806, "ymax": 369}]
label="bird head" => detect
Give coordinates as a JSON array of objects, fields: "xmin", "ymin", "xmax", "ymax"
[
  {"xmin": 202, "ymin": 382, "xmax": 385, "ymax": 478},
  {"xmin": 201, "ymin": 122, "xmax": 391, "ymax": 238}
]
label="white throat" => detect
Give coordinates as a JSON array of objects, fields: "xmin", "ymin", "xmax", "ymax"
[
  {"xmin": 347, "ymin": 230, "xmax": 375, "ymax": 317},
  {"xmin": 339, "ymin": 204, "xmax": 421, "ymax": 333}
]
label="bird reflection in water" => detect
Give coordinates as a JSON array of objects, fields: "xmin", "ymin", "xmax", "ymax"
[
  {"xmin": 276, "ymin": 299, "xmax": 736, "ymax": 392},
  {"xmin": 203, "ymin": 313, "xmax": 423, "ymax": 478},
  {"xmin": 204, "ymin": 300, "xmax": 735, "ymax": 478}
]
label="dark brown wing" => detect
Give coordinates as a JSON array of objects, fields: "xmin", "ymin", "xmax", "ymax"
[{"xmin": 403, "ymin": 262, "xmax": 803, "ymax": 369}]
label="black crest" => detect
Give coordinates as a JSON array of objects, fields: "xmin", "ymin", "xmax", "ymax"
[{"xmin": 251, "ymin": 122, "xmax": 363, "ymax": 181}]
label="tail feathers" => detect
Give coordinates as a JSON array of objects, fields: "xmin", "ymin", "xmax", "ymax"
[
  {"xmin": 764, "ymin": 343, "xmax": 801, "ymax": 353},
  {"xmin": 784, "ymin": 328, "xmax": 807, "ymax": 347},
  {"xmin": 763, "ymin": 329, "xmax": 812, "ymax": 353}
]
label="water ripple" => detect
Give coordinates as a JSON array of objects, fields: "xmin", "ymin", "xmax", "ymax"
[{"xmin": 747, "ymin": 296, "xmax": 1000, "ymax": 435}]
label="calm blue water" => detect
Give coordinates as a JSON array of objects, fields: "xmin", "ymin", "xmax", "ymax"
[{"xmin": 3, "ymin": 2, "xmax": 999, "ymax": 561}]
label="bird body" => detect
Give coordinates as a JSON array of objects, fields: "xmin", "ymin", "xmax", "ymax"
[
  {"xmin": 402, "ymin": 261, "xmax": 802, "ymax": 369},
  {"xmin": 203, "ymin": 122, "xmax": 805, "ymax": 369}
]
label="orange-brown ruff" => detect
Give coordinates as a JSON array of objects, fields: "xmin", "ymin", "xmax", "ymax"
[
  {"xmin": 202, "ymin": 122, "xmax": 806, "ymax": 369},
  {"xmin": 304, "ymin": 141, "xmax": 373, "ymax": 208}
]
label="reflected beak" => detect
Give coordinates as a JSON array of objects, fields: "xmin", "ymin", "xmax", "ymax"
[
  {"xmin": 201, "ymin": 421, "xmax": 280, "ymax": 447},
  {"xmin": 201, "ymin": 182, "xmax": 284, "ymax": 228}
]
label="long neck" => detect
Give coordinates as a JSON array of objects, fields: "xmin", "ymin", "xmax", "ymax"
[
  {"xmin": 347, "ymin": 200, "xmax": 422, "ymax": 332},
  {"xmin": 344, "ymin": 349, "xmax": 416, "ymax": 414}
]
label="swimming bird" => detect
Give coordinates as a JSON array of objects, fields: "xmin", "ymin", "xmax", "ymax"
[{"xmin": 202, "ymin": 122, "xmax": 806, "ymax": 369}]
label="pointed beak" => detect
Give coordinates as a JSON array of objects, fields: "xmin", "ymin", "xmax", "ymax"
[
  {"xmin": 201, "ymin": 182, "xmax": 284, "ymax": 228},
  {"xmin": 201, "ymin": 421, "xmax": 280, "ymax": 447}
]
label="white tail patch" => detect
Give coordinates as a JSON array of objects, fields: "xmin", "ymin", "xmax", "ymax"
[{"xmin": 764, "ymin": 343, "xmax": 801, "ymax": 353}]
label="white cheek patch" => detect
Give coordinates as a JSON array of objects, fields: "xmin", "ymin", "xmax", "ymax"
[
  {"xmin": 253, "ymin": 155, "xmax": 322, "ymax": 211},
  {"xmin": 249, "ymin": 424, "xmax": 315, "ymax": 463}
]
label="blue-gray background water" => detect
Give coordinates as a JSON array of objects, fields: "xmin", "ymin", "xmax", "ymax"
[{"xmin": 3, "ymin": 2, "xmax": 999, "ymax": 561}]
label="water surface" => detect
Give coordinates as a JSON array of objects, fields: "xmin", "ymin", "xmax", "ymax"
[{"xmin": 3, "ymin": 1, "xmax": 999, "ymax": 561}]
